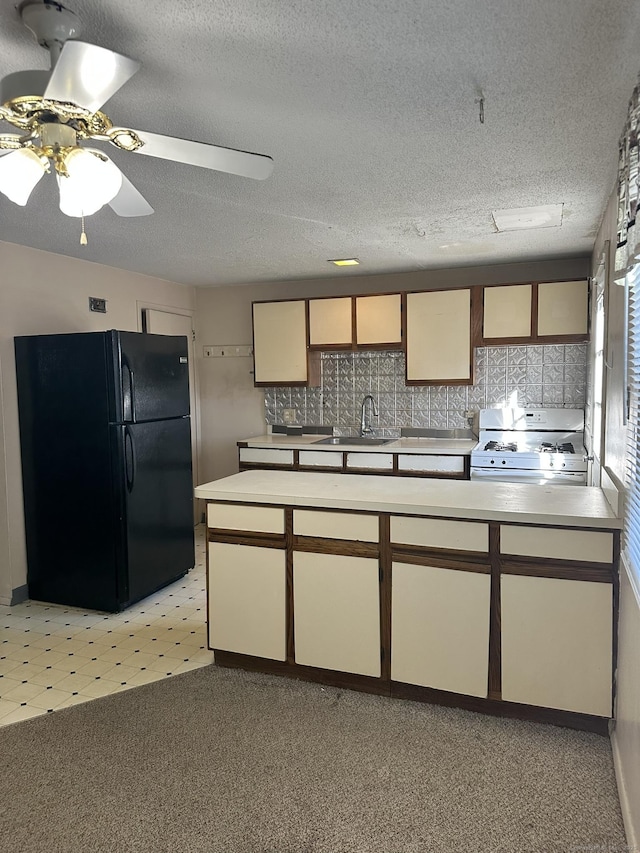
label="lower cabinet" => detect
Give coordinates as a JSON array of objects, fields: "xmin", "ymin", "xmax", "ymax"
[
  {"xmin": 501, "ymin": 574, "xmax": 613, "ymax": 717},
  {"xmin": 293, "ymin": 551, "xmax": 381, "ymax": 677},
  {"xmin": 391, "ymin": 562, "xmax": 491, "ymax": 697},
  {"xmin": 208, "ymin": 542, "xmax": 287, "ymax": 661}
]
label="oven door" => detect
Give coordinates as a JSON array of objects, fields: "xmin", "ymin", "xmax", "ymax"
[{"xmin": 470, "ymin": 467, "xmax": 587, "ymax": 486}]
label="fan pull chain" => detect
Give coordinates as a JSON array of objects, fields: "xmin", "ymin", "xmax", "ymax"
[{"xmin": 80, "ymin": 216, "xmax": 88, "ymax": 246}]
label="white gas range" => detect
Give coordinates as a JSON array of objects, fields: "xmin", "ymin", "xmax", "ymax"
[{"xmin": 470, "ymin": 408, "xmax": 588, "ymax": 486}]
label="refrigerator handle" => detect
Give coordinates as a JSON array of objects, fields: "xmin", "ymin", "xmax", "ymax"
[
  {"xmin": 121, "ymin": 360, "xmax": 136, "ymax": 422},
  {"xmin": 124, "ymin": 426, "xmax": 136, "ymax": 493}
]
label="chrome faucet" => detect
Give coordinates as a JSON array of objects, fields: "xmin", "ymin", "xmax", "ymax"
[{"xmin": 360, "ymin": 394, "xmax": 378, "ymax": 437}]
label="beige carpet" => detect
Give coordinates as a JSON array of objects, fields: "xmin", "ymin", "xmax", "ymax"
[{"xmin": 0, "ymin": 664, "xmax": 626, "ymax": 853}]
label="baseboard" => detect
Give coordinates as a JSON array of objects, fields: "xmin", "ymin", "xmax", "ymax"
[
  {"xmin": 612, "ymin": 728, "xmax": 639, "ymax": 852},
  {"xmin": 10, "ymin": 584, "xmax": 28, "ymax": 605}
]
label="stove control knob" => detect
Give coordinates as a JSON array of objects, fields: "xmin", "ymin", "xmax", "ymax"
[
  {"xmin": 550, "ymin": 461, "xmax": 554, "ymax": 467},
  {"xmin": 490, "ymin": 459, "xmax": 494, "ymax": 464},
  {"xmin": 502, "ymin": 460, "xmax": 506, "ymax": 465},
  {"xmin": 562, "ymin": 463, "xmax": 566, "ymax": 468}
]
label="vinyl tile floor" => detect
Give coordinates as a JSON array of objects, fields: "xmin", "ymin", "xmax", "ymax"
[{"xmin": 0, "ymin": 525, "xmax": 212, "ymax": 728}]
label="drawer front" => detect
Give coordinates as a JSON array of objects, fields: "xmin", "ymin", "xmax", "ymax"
[
  {"xmin": 346, "ymin": 452, "xmax": 394, "ymax": 470},
  {"xmin": 239, "ymin": 447, "xmax": 294, "ymax": 466},
  {"xmin": 391, "ymin": 516, "xmax": 488, "ymax": 552},
  {"xmin": 298, "ymin": 450, "xmax": 343, "ymax": 468},
  {"xmin": 294, "ymin": 509, "xmax": 378, "ymax": 542},
  {"xmin": 207, "ymin": 502, "xmax": 284, "ymax": 534},
  {"xmin": 500, "ymin": 525, "xmax": 613, "ymax": 564},
  {"xmin": 397, "ymin": 454, "xmax": 465, "ymax": 474}
]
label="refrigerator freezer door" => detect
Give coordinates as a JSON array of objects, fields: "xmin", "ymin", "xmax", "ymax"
[
  {"xmin": 111, "ymin": 331, "xmax": 190, "ymax": 423},
  {"xmin": 113, "ymin": 417, "xmax": 194, "ymax": 607}
]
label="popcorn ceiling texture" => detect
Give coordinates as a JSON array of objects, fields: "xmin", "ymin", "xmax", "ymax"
[{"xmin": 264, "ymin": 344, "xmax": 587, "ymax": 435}]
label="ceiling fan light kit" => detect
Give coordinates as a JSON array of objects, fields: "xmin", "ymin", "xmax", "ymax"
[{"xmin": 0, "ymin": 0, "xmax": 274, "ymax": 232}]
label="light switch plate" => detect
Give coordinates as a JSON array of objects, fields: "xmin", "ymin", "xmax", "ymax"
[{"xmin": 203, "ymin": 345, "xmax": 253, "ymax": 357}]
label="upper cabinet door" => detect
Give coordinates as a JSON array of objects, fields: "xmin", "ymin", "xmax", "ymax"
[
  {"xmin": 308, "ymin": 297, "xmax": 352, "ymax": 347},
  {"xmin": 483, "ymin": 284, "xmax": 532, "ymax": 341},
  {"xmin": 252, "ymin": 300, "xmax": 310, "ymax": 385},
  {"xmin": 355, "ymin": 294, "xmax": 402, "ymax": 347},
  {"xmin": 537, "ymin": 280, "xmax": 589, "ymax": 338},
  {"xmin": 406, "ymin": 289, "xmax": 473, "ymax": 384}
]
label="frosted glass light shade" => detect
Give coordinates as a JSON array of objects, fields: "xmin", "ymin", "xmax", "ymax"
[
  {"xmin": 0, "ymin": 148, "xmax": 46, "ymax": 205},
  {"xmin": 57, "ymin": 148, "xmax": 123, "ymax": 217}
]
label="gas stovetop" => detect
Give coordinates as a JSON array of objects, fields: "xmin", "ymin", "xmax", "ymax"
[{"xmin": 471, "ymin": 408, "xmax": 588, "ymax": 474}]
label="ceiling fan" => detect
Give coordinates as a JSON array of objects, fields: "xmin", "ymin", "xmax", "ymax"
[{"xmin": 0, "ymin": 0, "xmax": 274, "ymax": 224}]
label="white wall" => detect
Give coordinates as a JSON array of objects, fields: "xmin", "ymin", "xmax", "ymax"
[
  {"xmin": 0, "ymin": 240, "xmax": 195, "ymax": 605},
  {"xmin": 194, "ymin": 257, "xmax": 590, "ymax": 483},
  {"xmin": 591, "ymin": 192, "xmax": 640, "ymax": 848}
]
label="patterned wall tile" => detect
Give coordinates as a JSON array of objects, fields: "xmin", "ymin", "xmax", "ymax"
[{"xmin": 264, "ymin": 343, "xmax": 587, "ymax": 433}]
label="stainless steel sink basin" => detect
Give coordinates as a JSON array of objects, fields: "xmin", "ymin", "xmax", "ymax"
[{"xmin": 313, "ymin": 436, "xmax": 394, "ymax": 446}]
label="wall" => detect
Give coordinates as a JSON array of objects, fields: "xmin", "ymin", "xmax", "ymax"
[
  {"xmin": 266, "ymin": 344, "xmax": 587, "ymax": 434},
  {"xmin": 592, "ymin": 192, "xmax": 640, "ymax": 850},
  {"xmin": 0, "ymin": 240, "xmax": 195, "ymax": 605},
  {"xmin": 194, "ymin": 256, "xmax": 590, "ymax": 481}
]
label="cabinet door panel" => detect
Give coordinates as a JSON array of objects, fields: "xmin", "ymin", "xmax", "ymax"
[
  {"xmin": 253, "ymin": 300, "xmax": 308, "ymax": 384},
  {"xmin": 391, "ymin": 562, "xmax": 490, "ymax": 697},
  {"xmin": 406, "ymin": 289, "xmax": 472, "ymax": 383},
  {"xmin": 208, "ymin": 542, "xmax": 286, "ymax": 660},
  {"xmin": 293, "ymin": 551, "xmax": 381, "ymax": 677},
  {"xmin": 501, "ymin": 574, "xmax": 612, "ymax": 716},
  {"xmin": 537, "ymin": 280, "xmax": 588, "ymax": 337},
  {"xmin": 309, "ymin": 297, "xmax": 352, "ymax": 346},
  {"xmin": 355, "ymin": 294, "xmax": 402, "ymax": 345},
  {"xmin": 483, "ymin": 284, "xmax": 532, "ymax": 339}
]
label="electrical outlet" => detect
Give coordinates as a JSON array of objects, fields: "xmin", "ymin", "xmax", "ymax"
[
  {"xmin": 89, "ymin": 297, "xmax": 107, "ymax": 313},
  {"xmin": 283, "ymin": 409, "xmax": 296, "ymax": 424}
]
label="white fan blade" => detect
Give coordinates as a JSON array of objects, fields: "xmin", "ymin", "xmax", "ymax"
[
  {"xmin": 108, "ymin": 173, "xmax": 154, "ymax": 217},
  {"xmin": 44, "ymin": 41, "xmax": 140, "ymax": 113},
  {"xmin": 126, "ymin": 129, "xmax": 274, "ymax": 180}
]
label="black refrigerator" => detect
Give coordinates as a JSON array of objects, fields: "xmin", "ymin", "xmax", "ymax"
[{"xmin": 15, "ymin": 330, "xmax": 195, "ymax": 612}]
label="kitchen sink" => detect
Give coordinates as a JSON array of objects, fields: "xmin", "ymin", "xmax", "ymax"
[{"xmin": 313, "ymin": 436, "xmax": 394, "ymax": 446}]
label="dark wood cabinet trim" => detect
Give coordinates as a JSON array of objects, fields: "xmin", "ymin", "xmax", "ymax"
[
  {"xmin": 488, "ymin": 523, "xmax": 502, "ymax": 699},
  {"xmin": 500, "ymin": 559, "xmax": 615, "ymax": 583},
  {"xmin": 292, "ymin": 536, "xmax": 379, "ymax": 558},
  {"xmin": 389, "ymin": 681, "xmax": 609, "ymax": 735},
  {"xmin": 285, "ymin": 509, "xmax": 295, "ymax": 664},
  {"xmin": 390, "ymin": 548, "xmax": 490, "ymax": 573},
  {"xmin": 379, "ymin": 515, "xmax": 392, "ymax": 682},
  {"xmin": 214, "ymin": 650, "xmax": 390, "ymax": 696},
  {"xmin": 208, "ymin": 529, "xmax": 285, "ymax": 549}
]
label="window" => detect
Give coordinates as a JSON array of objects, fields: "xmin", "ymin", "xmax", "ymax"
[{"xmin": 625, "ymin": 264, "xmax": 640, "ymax": 586}]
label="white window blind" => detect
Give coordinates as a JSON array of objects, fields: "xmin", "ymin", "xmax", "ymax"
[{"xmin": 625, "ymin": 264, "xmax": 640, "ymax": 584}]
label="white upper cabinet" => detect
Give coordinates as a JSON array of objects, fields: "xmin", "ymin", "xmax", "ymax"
[
  {"xmin": 537, "ymin": 280, "xmax": 589, "ymax": 337},
  {"xmin": 308, "ymin": 296, "xmax": 352, "ymax": 347},
  {"xmin": 252, "ymin": 300, "xmax": 312, "ymax": 385},
  {"xmin": 483, "ymin": 284, "xmax": 532, "ymax": 340},
  {"xmin": 405, "ymin": 289, "xmax": 473, "ymax": 384},
  {"xmin": 355, "ymin": 294, "xmax": 402, "ymax": 346}
]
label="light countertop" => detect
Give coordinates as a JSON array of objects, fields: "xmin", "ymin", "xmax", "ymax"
[
  {"xmin": 195, "ymin": 470, "xmax": 621, "ymax": 529},
  {"xmin": 238, "ymin": 434, "xmax": 477, "ymax": 455}
]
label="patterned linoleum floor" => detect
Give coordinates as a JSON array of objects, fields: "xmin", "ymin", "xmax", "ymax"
[{"xmin": 0, "ymin": 525, "xmax": 212, "ymax": 727}]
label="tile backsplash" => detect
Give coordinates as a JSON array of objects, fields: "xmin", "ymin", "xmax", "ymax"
[{"xmin": 264, "ymin": 344, "xmax": 587, "ymax": 436}]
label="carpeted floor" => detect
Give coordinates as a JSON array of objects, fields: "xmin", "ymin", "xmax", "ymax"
[{"xmin": 0, "ymin": 663, "xmax": 627, "ymax": 853}]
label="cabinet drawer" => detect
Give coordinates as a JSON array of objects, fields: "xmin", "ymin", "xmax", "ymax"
[
  {"xmin": 239, "ymin": 447, "xmax": 294, "ymax": 467},
  {"xmin": 346, "ymin": 452, "xmax": 393, "ymax": 470},
  {"xmin": 391, "ymin": 516, "xmax": 488, "ymax": 552},
  {"xmin": 397, "ymin": 454, "xmax": 466, "ymax": 474},
  {"xmin": 298, "ymin": 450, "xmax": 343, "ymax": 468},
  {"xmin": 500, "ymin": 525, "xmax": 613, "ymax": 564},
  {"xmin": 207, "ymin": 503, "xmax": 284, "ymax": 534},
  {"xmin": 294, "ymin": 510, "xmax": 378, "ymax": 541}
]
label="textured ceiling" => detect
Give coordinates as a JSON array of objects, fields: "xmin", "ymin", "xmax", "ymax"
[{"xmin": 1, "ymin": 0, "xmax": 640, "ymax": 287}]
